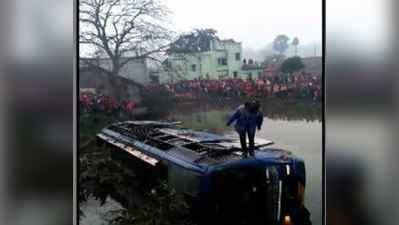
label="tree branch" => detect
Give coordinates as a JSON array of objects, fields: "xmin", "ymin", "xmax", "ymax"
[{"xmin": 80, "ymin": 0, "xmax": 172, "ymax": 75}]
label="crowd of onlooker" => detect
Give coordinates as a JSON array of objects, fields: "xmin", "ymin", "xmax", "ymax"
[
  {"xmin": 145, "ymin": 72, "xmax": 321, "ymax": 101},
  {"xmin": 80, "ymin": 92, "xmax": 137, "ymax": 114},
  {"xmin": 80, "ymin": 72, "xmax": 321, "ymax": 114}
]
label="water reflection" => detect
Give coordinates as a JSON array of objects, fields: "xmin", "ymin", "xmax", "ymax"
[
  {"xmin": 167, "ymin": 109, "xmax": 230, "ymax": 134},
  {"xmin": 160, "ymin": 100, "xmax": 322, "ymax": 225},
  {"xmin": 162, "ymin": 100, "xmax": 322, "ymax": 134}
]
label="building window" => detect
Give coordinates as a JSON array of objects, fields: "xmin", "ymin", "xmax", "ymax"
[
  {"xmin": 191, "ymin": 64, "xmax": 196, "ymax": 72},
  {"xmin": 218, "ymin": 58, "xmax": 227, "ymax": 66},
  {"xmin": 233, "ymin": 71, "xmax": 238, "ymax": 78},
  {"xmin": 235, "ymin": 53, "xmax": 241, "ymax": 61}
]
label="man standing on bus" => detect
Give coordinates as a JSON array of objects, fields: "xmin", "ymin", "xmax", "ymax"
[{"xmin": 227, "ymin": 100, "xmax": 263, "ymax": 157}]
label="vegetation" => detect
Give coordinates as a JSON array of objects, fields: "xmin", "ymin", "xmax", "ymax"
[
  {"xmin": 79, "ymin": 112, "xmax": 118, "ymax": 149},
  {"xmin": 280, "ymin": 56, "xmax": 305, "ymax": 75},
  {"xmin": 106, "ymin": 182, "xmax": 194, "ymax": 225},
  {"xmin": 272, "ymin": 34, "xmax": 290, "ymax": 56},
  {"xmin": 163, "ymin": 28, "xmax": 221, "ymax": 81},
  {"xmin": 79, "ymin": 149, "xmax": 139, "ymax": 210},
  {"xmin": 167, "ymin": 28, "xmax": 220, "ymax": 54}
]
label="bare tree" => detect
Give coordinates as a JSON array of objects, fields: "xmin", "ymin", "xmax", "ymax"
[{"xmin": 80, "ymin": 0, "xmax": 173, "ymax": 98}]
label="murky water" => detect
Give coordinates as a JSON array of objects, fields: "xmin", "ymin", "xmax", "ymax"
[
  {"xmin": 163, "ymin": 102, "xmax": 322, "ymax": 225},
  {"xmin": 81, "ymin": 100, "xmax": 322, "ymax": 225},
  {"xmin": 80, "ymin": 197, "xmax": 123, "ymax": 225}
]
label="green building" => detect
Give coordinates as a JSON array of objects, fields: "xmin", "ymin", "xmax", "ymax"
[{"xmin": 160, "ymin": 39, "xmax": 243, "ymax": 83}]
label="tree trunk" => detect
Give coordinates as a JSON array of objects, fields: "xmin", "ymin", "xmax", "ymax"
[{"xmin": 108, "ymin": 65, "xmax": 123, "ymax": 101}]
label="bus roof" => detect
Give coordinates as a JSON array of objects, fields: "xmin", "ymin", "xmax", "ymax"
[{"xmin": 98, "ymin": 121, "xmax": 295, "ymax": 172}]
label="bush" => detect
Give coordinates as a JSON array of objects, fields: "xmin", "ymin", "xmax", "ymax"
[
  {"xmin": 280, "ymin": 56, "xmax": 305, "ymax": 75},
  {"xmin": 107, "ymin": 182, "xmax": 195, "ymax": 225},
  {"xmin": 79, "ymin": 150, "xmax": 138, "ymax": 218}
]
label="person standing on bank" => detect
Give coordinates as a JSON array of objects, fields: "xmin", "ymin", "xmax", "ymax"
[{"xmin": 227, "ymin": 100, "xmax": 263, "ymax": 157}]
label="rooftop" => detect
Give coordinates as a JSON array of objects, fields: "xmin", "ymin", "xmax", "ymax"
[{"xmin": 220, "ymin": 38, "xmax": 241, "ymax": 44}]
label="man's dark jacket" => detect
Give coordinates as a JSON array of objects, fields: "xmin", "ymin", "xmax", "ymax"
[{"xmin": 227, "ymin": 105, "xmax": 263, "ymax": 133}]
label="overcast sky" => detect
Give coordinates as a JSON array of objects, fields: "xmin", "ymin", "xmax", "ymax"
[{"xmin": 164, "ymin": 0, "xmax": 322, "ymax": 50}]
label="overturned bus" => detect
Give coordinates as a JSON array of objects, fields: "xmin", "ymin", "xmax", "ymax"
[{"xmin": 96, "ymin": 121, "xmax": 312, "ymax": 225}]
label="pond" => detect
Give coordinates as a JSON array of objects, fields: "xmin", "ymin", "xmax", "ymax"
[
  {"xmin": 161, "ymin": 100, "xmax": 322, "ymax": 225},
  {"xmin": 80, "ymin": 99, "xmax": 322, "ymax": 225}
]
